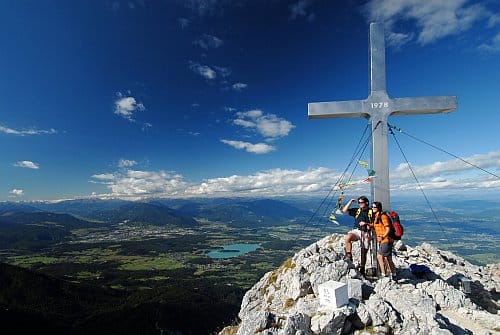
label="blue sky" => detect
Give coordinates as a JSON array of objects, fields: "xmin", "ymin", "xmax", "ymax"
[{"xmin": 1, "ymin": 0, "xmax": 500, "ymax": 201}]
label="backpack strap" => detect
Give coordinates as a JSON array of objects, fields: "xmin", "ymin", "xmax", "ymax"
[{"xmin": 356, "ymin": 208, "xmax": 373, "ymax": 221}]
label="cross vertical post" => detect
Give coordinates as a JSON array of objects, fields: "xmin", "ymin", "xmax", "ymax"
[{"xmin": 308, "ymin": 22, "xmax": 457, "ymax": 210}]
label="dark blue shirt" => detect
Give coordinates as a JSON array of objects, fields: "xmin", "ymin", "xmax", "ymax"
[{"xmin": 347, "ymin": 207, "xmax": 372, "ymax": 231}]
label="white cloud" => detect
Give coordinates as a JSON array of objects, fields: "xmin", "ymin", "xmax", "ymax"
[
  {"xmin": 390, "ymin": 150, "xmax": 500, "ymax": 194},
  {"xmin": 91, "ymin": 166, "xmax": 343, "ymax": 199},
  {"xmin": 237, "ymin": 110, "xmax": 262, "ymax": 118},
  {"xmin": 186, "ymin": 167, "xmax": 338, "ymax": 196},
  {"xmin": 221, "ymin": 139, "xmax": 276, "ymax": 154},
  {"xmin": 233, "ymin": 118, "xmax": 255, "ymax": 128},
  {"xmin": 479, "ymin": 32, "xmax": 500, "ymax": 54},
  {"xmin": 142, "ymin": 122, "xmax": 152, "ymax": 131},
  {"xmin": 0, "ymin": 124, "xmax": 57, "ymax": 136},
  {"xmin": 393, "ymin": 151, "xmax": 500, "ymax": 178},
  {"xmin": 213, "ymin": 65, "xmax": 231, "ymax": 77},
  {"xmin": 232, "ymin": 82, "xmax": 248, "ymax": 91},
  {"xmin": 386, "ymin": 31, "xmax": 414, "ymax": 49},
  {"xmin": 9, "ymin": 189, "xmax": 24, "ymax": 197},
  {"xmin": 256, "ymin": 114, "xmax": 295, "ymax": 139},
  {"xmin": 91, "ymin": 169, "xmax": 188, "ymax": 199},
  {"xmin": 364, "ymin": 0, "xmax": 490, "ymax": 46},
  {"xmin": 290, "ymin": 0, "xmax": 316, "ymax": 21},
  {"xmin": 189, "ymin": 61, "xmax": 217, "ymax": 80},
  {"xmin": 89, "ymin": 150, "xmax": 500, "ymax": 199},
  {"xmin": 92, "ymin": 173, "xmax": 115, "ymax": 180},
  {"xmin": 488, "ymin": 13, "xmax": 500, "ymax": 27},
  {"xmin": 233, "ymin": 109, "xmax": 295, "ymax": 139},
  {"xmin": 118, "ymin": 159, "xmax": 137, "ymax": 168},
  {"xmin": 114, "ymin": 93, "xmax": 145, "ymax": 121},
  {"xmin": 193, "ymin": 34, "xmax": 223, "ymax": 49},
  {"xmin": 14, "ymin": 161, "xmax": 40, "ymax": 169}
]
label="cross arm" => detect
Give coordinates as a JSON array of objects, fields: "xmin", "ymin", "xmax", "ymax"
[
  {"xmin": 308, "ymin": 100, "xmax": 368, "ymax": 119},
  {"xmin": 391, "ymin": 96, "xmax": 457, "ymax": 116}
]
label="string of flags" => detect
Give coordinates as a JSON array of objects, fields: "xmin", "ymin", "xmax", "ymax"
[{"xmin": 328, "ymin": 160, "xmax": 377, "ymax": 225}]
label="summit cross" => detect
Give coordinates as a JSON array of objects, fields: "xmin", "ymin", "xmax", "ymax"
[{"xmin": 308, "ymin": 22, "xmax": 457, "ymax": 210}]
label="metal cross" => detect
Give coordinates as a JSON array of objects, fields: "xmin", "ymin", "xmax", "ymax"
[{"xmin": 308, "ymin": 22, "xmax": 457, "ymax": 210}]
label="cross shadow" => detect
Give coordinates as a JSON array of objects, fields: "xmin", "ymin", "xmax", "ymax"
[{"xmin": 447, "ymin": 273, "xmax": 499, "ymax": 314}]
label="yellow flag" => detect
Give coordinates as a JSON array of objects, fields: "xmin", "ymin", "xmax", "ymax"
[{"xmin": 358, "ymin": 160, "xmax": 369, "ymax": 168}]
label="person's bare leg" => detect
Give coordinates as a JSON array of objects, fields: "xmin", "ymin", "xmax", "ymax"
[
  {"xmin": 377, "ymin": 253, "xmax": 386, "ymax": 275},
  {"xmin": 360, "ymin": 247, "xmax": 368, "ymax": 274},
  {"xmin": 344, "ymin": 233, "xmax": 358, "ymax": 260},
  {"xmin": 387, "ymin": 255, "xmax": 396, "ymax": 274}
]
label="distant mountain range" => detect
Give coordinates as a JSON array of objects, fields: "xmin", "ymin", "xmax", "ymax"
[
  {"xmin": 1, "ymin": 197, "xmax": 314, "ymax": 227},
  {"xmin": 91, "ymin": 202, "xmax": 198, "ymax": 227},
  {"xmin": 193, "ymin": 198, "xmax": 313, "ymax": 226},
  {"xmin": 0, "ymin": 211, "xmax": 99, "ymax": 250},
  {"xmin": 0, "ymin": 198, "xmax": 315, "ymax": 249}
]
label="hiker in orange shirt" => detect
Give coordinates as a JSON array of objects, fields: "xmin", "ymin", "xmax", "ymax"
[{"xmin": 370, "ymin": 201, "xmax": 396, "ymax": 279}]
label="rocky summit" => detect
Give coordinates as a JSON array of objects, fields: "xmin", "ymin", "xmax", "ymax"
[{"xmin": 219, "ymin": 234, "xmax": 499, "ymax": 335}]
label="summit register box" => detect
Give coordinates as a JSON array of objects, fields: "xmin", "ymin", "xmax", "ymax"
[{"xmin": 318, "ymin": 280, "xmax": 348, "ymax": 308}]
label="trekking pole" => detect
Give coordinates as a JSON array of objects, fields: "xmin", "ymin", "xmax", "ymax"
[{"xmin": 372, "ymin": 230, "xmax": 378, "ymax": 277}]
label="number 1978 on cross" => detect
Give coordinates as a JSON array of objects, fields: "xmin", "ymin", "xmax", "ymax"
[{"xmin": 370, "ymin": 102, "xmax": 389, "ymax": 108}]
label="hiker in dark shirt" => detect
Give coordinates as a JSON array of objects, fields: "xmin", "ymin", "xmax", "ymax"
[{"xmin": 342, "ymin": 196, "xmax": 372, "ymax": 275}]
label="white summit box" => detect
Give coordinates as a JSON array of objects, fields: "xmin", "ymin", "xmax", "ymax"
[{"xmin": 318, "ymin": 280, "xmax": 348, "ymax": 308}]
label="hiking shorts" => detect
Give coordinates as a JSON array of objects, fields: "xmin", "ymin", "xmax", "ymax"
[
  {"xmin": 378, "ymin": 242, "xmax": 393, "ymax": 257},
  {"xmin": 348, "ymin": 229, "xmax": 371, "ymax": 249}
]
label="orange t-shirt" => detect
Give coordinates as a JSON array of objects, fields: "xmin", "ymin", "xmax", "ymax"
[{"xmin": 372, "ymin": 212, "xmax": 393, "ymax": 244}]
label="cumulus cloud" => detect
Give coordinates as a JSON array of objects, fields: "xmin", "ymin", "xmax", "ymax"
[
  {"xmin": 193, "ymin": 34, "xmax": 223, "ymax": 49},
  {"xmin": 89, "ymin": 150, "xmax": 500, "ymax": 199},
  {"xmin": 186, "ymin": 167, "xmax": 340, "ymax": 196},
  {"xmin": 189, "ymin": 61, "xmax": 217, "ymax": 80},
  {"xmin": 232, "ymin": 82, "xmax": 248, "ymax": 91},
  {"xmin": 92, "ymin": 173, "xmax": 115, "ymax": 180},
  {"xmin": 393, "ymin": 151, "xmax": 500, "ymax": 178},
  {"xmin": 234, "ymin": 109, "xmax": 295, "ymax": 139},
  {"xmin": 9, "ymin": 189, "xmax": 24, "ymax": 197},
  {"xmin": 213, "ymin": 65, "xmax": 231, "ymax": 77},
  {"xmin": 91, "ymin": 166, "xmax": 344, "ymax": 199},
  {"xmin": 114, "ymin": 93, "xmax": 146, "ymax": 121},
  {"xmin": 118, "ymin": 159, "xmax": 137, "ymax": 168},
  {"xmin": 220, "ymin": 139, "xmax": 276, "ymax": 154},
  {"xmin": 390, "ymin": 150, "xmax": 500, "ymax": 194},
  {"xmin": 0, "ymin": 124, "xmax": 57, "ymax": 136},
  {"xmin": 363, "ymin": 0, "xmax": 490, "ymax": 47},
  {"xmin": 91, "ymin": 169, "xmax": 189, "ymax": 199},
  {"xmin": 14, "ymin": 161, "xmax": 40, "ymax": 169}
]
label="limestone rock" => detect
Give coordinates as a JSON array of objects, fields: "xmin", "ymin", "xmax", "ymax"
[{"xmin": 220, "ymin": 234, "xmax": 500, "ymax": 335}]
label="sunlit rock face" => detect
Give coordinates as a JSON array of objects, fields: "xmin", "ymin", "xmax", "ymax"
[{"xmin": 219, "ymin": 234, "xmax": 499, "ymax": 335}]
